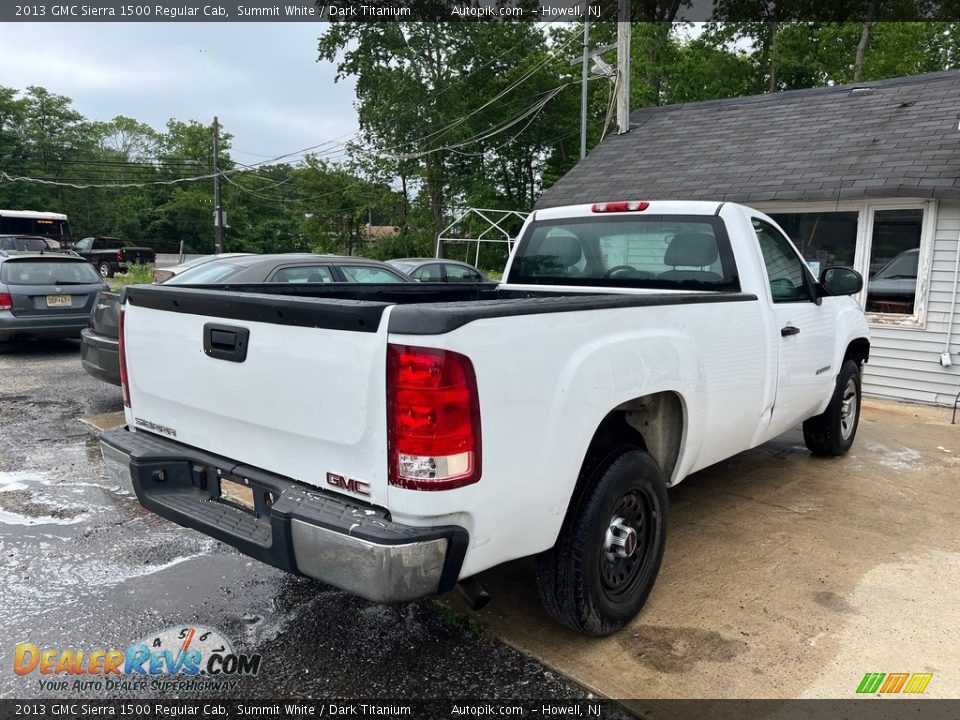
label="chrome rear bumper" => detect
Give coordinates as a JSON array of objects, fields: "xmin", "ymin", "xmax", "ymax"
[{"xmin": 100, "ymin": 427, "xmax": 467, "ymax": 603}]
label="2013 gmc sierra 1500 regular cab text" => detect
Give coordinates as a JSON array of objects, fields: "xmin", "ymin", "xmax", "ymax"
[{"xmin": 100, "ymin": 201, "xmax": 870, "ymax": 636}]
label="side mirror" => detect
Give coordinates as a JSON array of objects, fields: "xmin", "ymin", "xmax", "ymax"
[{"xmin": 819, "ymin": 266, "xmax": 863, "ymax": 296}]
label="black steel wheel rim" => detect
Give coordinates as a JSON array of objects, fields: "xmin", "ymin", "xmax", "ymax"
[{"xmin": 599, "ymin": 486, "xmax": 658, "ymax": 604}]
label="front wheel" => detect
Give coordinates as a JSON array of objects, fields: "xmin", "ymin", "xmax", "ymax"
[
  {"xmin": 803, "ymin": 359, "xmax": 862, "ymax": 457},
  {"xmin": 98, "ymin": 262, "xmax": 114, "ymax": 279},
  {"xmin": 535, "ymin": 447, "xmax": 668, "ymax": 636}
]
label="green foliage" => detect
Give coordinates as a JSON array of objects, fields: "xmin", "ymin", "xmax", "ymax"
[
  {"xmin": 106, "ymin": 262, "xmax": 154, "ymax": 290},
  {"xmin": 318, "ymin": 23, "xmax": 574, "ymax": 240}
]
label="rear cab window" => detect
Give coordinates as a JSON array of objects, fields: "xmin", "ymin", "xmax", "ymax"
[{"xmin": 507, "ymin": 215, "xmax": 739, "ymax": 291}]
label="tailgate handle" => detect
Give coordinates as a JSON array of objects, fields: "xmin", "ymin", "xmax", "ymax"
[{"xmin": 203, "ymin": 323, "xmax": 250, "ymax": 363}]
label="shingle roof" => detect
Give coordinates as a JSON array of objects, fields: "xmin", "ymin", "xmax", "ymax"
[{"xmin": 535, "ymin": 71, "xmax": 960, "ymax": 209}]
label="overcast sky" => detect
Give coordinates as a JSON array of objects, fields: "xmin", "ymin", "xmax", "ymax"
[{"xmin": 0, "ymin": 23, "xmax": 359, "ymax": 164}]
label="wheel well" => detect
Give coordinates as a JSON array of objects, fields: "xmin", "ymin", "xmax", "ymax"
[
  {"xmin": 581, "ymin": 392, "xmax": 684, "ymax": 483},
  {"xmin": 844, "ymin": 338, "xmax": 870, "ymax": 367}
]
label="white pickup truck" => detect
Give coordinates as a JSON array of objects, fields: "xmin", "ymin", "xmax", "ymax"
[{"xmin": 101, "ymin": 201, "xmax": 869, "ymax": 636}]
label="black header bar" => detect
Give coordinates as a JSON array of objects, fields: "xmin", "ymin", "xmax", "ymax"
[{"xmin": 5, "ymin": 0, "xmax": 960, "ymax": 23}]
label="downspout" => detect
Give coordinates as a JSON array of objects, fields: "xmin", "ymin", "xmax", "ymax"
[{"xmin": 943, "ymin": 226, "xmax": 960, "ymax": 367}]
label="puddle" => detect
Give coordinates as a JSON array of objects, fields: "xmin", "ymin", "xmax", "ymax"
[
  {"xmin": 0, "ymin": 471, "xmax": 89, "ymax": 526},
  {"xmin": 79, "ymin": 411, "xmax": 126, "ymax": 433},
  {"xmin": 863, "ymin": 442, "xmax": 922, "ymax": 470}
]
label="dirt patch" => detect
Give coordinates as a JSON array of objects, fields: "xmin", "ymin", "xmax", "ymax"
[
  {"xmin": 618, "ymin": 625, "xmax": 747, "ymax": 673},
  {"xmin": 812, "ymin": 591, "xmax": 853, "ymax": 614}
]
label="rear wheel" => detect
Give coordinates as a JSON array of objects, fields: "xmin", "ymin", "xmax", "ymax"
[
  {"xmin": 535, "ymin": 446, "xmax": 668, "ymax": 636},
  {"xmin": 803, "ymin": 359, "xmax": 862, "ymax": 457},
  {"xmin": 98, "ymin": 262, "xmax": 114, "ymax": 279}
]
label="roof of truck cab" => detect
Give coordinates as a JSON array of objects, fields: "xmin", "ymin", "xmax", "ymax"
[{"xmin": 531, "ymin": 200, "xmax": 725, "ymax": 221}]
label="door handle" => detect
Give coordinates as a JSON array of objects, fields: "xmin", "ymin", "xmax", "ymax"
[
  {"xmin": 781, "ymin": 324, "xmax": 800, "ymax": 337},
  {"xmin": 203, "ymin": 323, "xmax": 250, "ymax": 362}
]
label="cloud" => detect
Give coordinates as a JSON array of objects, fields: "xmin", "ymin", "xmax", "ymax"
[{"xmin": 0, "ymin": 22, "xmax": 359, "ymax": 161}]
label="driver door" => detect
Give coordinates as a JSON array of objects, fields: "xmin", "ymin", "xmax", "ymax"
[{"xmin": 752, "ymin": 216, "xmax": 837, "ymax": 438}]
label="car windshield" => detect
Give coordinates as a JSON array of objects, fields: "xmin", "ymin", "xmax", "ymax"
[
  {"xmin": 1, "ymin": 259, "xmax": 101, "ymax": 285},
  {"xmin": 389, "ymin": 261, "xmax": 417, "ymax": 273},
  {"xmin": 873, "ymin": 251, "xmax": 918, "ymax": 280},
  {"xmin": 165, "ymin": 261, "xmax": 246, "ymax": 285}
]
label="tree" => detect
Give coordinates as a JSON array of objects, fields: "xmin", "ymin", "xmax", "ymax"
[{"xmin": 318, "ymin": 23, "xmax": 568, "ymax": 240}]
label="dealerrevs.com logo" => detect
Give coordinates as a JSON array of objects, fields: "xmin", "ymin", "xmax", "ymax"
[{"xmin": 14, "ymin": 625, "xmax": 262, "ymax": 693}]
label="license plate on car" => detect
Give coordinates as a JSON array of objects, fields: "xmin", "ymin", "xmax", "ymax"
[
  {"xmin": 219, "ymin": 475, "xmax": 255, "ymax": 512},
  {"xmin": 46, "ymin": 295, "xmax": 71, "ymax": 307}
]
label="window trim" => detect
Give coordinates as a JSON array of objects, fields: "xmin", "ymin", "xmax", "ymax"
[{"xmin": 755, "ymin": 198, "xmax": 934, "ymax": 329}]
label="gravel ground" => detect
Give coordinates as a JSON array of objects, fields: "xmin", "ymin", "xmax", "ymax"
[{"xmin": 0, "ymin": 338, "xmax": 626, "ymax": 710}]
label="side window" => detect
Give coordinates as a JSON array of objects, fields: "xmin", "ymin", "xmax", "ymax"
[
  {"xmin": 75, "ymin": 238, "xmax": 91, "ymax": 251},
  {"xmin": 339, "ymin": 265, "xmax": 405, "ymax": 283},
  {"xmin": 413, "ymin": 264, "xmax": 443, "ymax": 281},
  {"xmin": 752, "ymin": 218, "xmax": 812, "ymax": 303},
  {"xmin": 270, "ymin": 265, "xmax": 334, "ymax": 283},
  {"xmin": 445, "ymin": 265, "xmax": 481, "ymax": 282}
]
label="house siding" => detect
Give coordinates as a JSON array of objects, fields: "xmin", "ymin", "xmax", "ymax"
[{"xmin": 864, "ymin": 201, "xmax": 960, "ymax": 405}]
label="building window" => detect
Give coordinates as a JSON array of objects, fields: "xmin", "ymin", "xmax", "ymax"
[
  {"xmin": 864, "ymin": 209, "xmax": 923, "ymax": 315},
  {"xmin": 767, "ymin": 211, "xmax": 858, "ymax": 278},
  {"xmin": 765, "ymin": 201, "xmax": 932, "ymax": 327}
]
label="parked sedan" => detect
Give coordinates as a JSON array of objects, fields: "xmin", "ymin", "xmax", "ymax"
[
  {"xmin": 160, "ymin": 253, "xmax": 412, "ymax": 285},
  {"xmin": 0, "ymin": 252, "xmax": 109, "ymax": 342},
  {"xmin": 81, "ymin": 254, "xmax": 411, "ymax": 385},
  {"xmin": 387, "ymin": 258, "xmax": 489, "ymax": 282},
  {"xmin": 151, "ymin": 253, "xmax": 254, "ymax": 284}
]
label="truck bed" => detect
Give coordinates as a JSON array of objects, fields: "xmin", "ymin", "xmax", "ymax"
[{"xmin": 124, "ymin": 282, "xmax": 757, "ymax": 335}]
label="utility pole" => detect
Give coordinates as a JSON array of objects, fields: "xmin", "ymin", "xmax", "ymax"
[
  {"xmin": 580, "ymin": 18, "xmax": 590, "ymax": 160},
  {"xmin": 616, "ymin": 0, "xmax": 631, "ymax": 135},
  {"xmin": 213, "ymin": 116, "xmax": 224, "ymax": 253}
]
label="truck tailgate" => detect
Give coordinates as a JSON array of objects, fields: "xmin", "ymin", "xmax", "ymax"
[
  {"xmin": 124, "ymin": 248, "xmax": 155, "ymax": 264},
  {"xmin": 122, "ymin": 289, "xmax": 391, "ymax": 504}
]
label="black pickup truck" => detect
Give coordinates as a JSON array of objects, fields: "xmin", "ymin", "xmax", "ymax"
[{"xmin": 73, "ymin": 236, "xmax": 156, "ymax": 278}]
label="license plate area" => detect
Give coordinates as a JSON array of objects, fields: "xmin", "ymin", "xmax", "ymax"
[
  {"xmin": 46, "ymin": 295, "xmax": 71, "ymax": 307},
  {"xmin": 218, "ymin": 473, "xmax": 256, "ymax": 513}
]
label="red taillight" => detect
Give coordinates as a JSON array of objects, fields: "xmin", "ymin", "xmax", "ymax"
[
  {"xmin": 0, "ymin": 293, "xmax": 11, "ymax": 311},
  {"xmin": 387, "ymin": 344, "xmax": 481, "ymax": 490},
  {"xmin": 591, "ymin": 201, "xmax": 649, "ymax": 213},
  {"xmin": 118, "ymin": 307, "xmax": 130, "ymax": 408},
  {"xmin": 117, "ymin": 250, "xmax": 125, "ymax": 263}
]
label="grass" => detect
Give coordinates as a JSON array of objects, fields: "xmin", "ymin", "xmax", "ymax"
[
  {"xmin": 432, "ymin": 599, "xmax": 489, "ymax": 638},
  {"xmin": 106, "ymin": 263, "xmax": 154, "ymax": 292}
]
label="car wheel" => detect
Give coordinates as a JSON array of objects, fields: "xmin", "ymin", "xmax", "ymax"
[
  {"xmin": 535, "ymin": 446, "xmax": 668, "ymax": 636},
  {"xmin": 98, "ymin": 262, "xmax": 114, "ymax": 279},
  {"xmin": 803, "ymin": 359, "xmax": 862, "ymax": 457}
]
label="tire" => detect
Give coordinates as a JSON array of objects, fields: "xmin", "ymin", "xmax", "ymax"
[
  {"xmin": 802, "ymin": 359, "xmax": 862, "ymax": 457},
  {"xmin": 535, "ymin": 446, "xmax": 668, "ymax": 637},
  {"xmin": 98, "ymin": 262, "xmax": 114, "ymax": 279}
]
